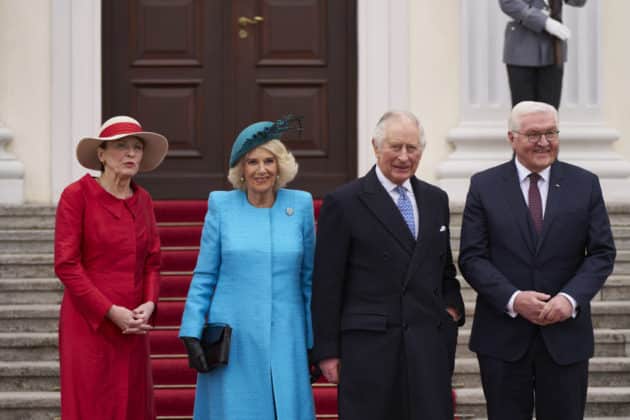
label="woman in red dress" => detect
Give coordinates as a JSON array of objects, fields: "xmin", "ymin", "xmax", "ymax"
[{"xmin": 54, "ymin": 116, "xmax": 168, "ymax": 419}]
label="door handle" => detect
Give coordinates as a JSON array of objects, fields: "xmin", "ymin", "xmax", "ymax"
[{"xmin": 238, "ymin": 16, "xmax": 264, "ymax": 39}]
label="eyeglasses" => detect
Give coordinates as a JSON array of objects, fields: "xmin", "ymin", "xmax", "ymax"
[{"xmin": 513, "ymin": 130, "xmax": 560, "ymax": 143}]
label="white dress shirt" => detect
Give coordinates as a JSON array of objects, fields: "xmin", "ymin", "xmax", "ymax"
[
  {"xmin": 506, "ymin": 159, "xmax": 577, "ymax": 318},
  {"xmin": 375, "ymin": 165, "xmax": 419, "ymax": 239}
]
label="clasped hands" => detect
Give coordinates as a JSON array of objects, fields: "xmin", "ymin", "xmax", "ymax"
[
  {"xmin": 107, "ymin": 301, "xmax": 155, "ymax": 334},
  {"xmin": 514, "ymin": 291, "xmax": 573, "ymax": 326}
]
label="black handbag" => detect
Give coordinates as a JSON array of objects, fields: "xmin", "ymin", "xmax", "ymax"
[{"xmin": 200, "ymin": 323, "xmax": 232, "ymax": 370}]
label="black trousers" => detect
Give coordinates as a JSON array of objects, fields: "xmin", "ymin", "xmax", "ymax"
[
  {"xmin": 507, "ymin": 64, "xmax": 564, "ymax": 109},
  {"xmin": 477, "ymin": 333, "xmax": 588, "ymax": 420}
]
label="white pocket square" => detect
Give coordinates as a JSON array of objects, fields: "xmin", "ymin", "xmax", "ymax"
[{"xmin": 439, "ymin": 225, "xmax": 446, "ymax": 232}]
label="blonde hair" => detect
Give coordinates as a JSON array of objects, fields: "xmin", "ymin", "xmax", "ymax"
[{"xmin": 227, "ymin": 139, "xmax": 298, "ymax": 191}]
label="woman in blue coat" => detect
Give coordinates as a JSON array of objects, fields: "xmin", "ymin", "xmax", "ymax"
[{"xmin": 179, "ymin": 116, "xmax": 316, "ymax": 420}]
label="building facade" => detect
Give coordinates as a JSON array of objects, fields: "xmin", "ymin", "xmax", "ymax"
[{"xmin": 1, "ymin": 0, "xmax": 629, "ymax": 205}]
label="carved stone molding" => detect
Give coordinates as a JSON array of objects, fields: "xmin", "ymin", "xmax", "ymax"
[
  {"xmin": 0, "ymin": 124, "xmax": 25, "ymax": 204},
  {"xmin": 438, "ymin": 0, "xmax": 630, "ymax": 204}
]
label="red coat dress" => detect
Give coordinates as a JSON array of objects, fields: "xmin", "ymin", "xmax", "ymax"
[{"xmin": 54, "ymin": 174, "xmax": 161, "ymax": 420}]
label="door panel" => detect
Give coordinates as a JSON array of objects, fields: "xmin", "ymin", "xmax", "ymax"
[{"xmin": 103, "ymin": 0, "xmax": 356, "ymax": 199}]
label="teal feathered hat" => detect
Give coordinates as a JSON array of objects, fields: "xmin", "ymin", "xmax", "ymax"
[{"xmin": 229, "ymin": 115, "xmax": 302, "ymax": 167}]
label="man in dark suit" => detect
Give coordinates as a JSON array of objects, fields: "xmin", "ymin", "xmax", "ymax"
[
  {"xmin": 499, "ymin": 0, "xmax": 587, "ymax": 109},
  {"xmin": 459, "ymin": 100, "xmax": 616, "ymax": 420},
  {"xmin": 311, "ymin": 110, "xmax": 465, "ymax": 420}
]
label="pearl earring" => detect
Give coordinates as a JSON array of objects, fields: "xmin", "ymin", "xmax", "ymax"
[{"xmin": 240, "ymin": 177, "xmax": 245, "ymax": 183}]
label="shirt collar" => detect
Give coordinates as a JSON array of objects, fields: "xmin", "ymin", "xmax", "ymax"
[
  {"xmin": 81, "ymin": 174, "xmax": 140, "ymax": 219},
  {"xmin": 375, "ymin": 165, "xmax": 413, "ymax": 193},
  {"xmin": 514, "ymin": 158, "xmax": 551, "ymax": 183}
]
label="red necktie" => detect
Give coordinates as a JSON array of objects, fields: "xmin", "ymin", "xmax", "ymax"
[{"xmin": 528, "ymin": 173, "xmax": 543, "ymax": 234}]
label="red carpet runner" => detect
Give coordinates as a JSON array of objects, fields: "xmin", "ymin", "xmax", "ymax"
[{"xmin": 151, "ymin": 200, "xmax": 337, "ymax": 419}]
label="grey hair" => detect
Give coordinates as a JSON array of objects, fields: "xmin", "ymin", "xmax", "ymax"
[
  {"xmin": 509, "ymin": 101, "xmax": 558, "ymax": 131},
  {"xmin": 372, "ymin": 110, "xmax": 426, "ymax": 150},
  {"xmin": 227, "ymin": 139, "xmax": 298, "ymax": 191}
]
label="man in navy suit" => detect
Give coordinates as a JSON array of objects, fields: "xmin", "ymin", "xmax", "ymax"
[
  {"xmin": 311, "ymin": 110, "xmax": 465, "ymax": 420},
  {"xmin": 459, "ymin": 101, "xmax": 616, "ymax": 420}
]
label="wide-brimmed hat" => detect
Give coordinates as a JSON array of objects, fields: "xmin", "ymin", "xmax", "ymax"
[
  {"xmin": 76, "ymin": 116, "xmax": 169, "ymax": 172},
  {"xmin": 229, "ymin": 115, "xmax": 302, "ymax": 167}
]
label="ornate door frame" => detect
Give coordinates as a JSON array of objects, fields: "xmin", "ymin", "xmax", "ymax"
[{"xmin": 51, "ymin": 0, "xmax": 410, "ymax": 202}]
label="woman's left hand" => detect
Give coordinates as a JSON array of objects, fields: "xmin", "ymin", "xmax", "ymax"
[{"xmin": 126, "ymin": 301, "xmax": 155, "ymax": 334}]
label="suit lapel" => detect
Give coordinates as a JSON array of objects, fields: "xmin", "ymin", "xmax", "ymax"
[
  {"xmin": 411, "ymin": 177, "xmax": 432, "ymax": 242},
  {"xmin": 82, "ymin": 175, "xmax": 123, "ymax": 219},
  {"xmin": 358, "ymin": 168, "xmax": 415, "ymax": 255},
  {"xmin": 500, "ymin": 162, "xmax": 536, "ymax": 255},
  {"xmin": 404, "ymin": 177, "xmax": 436, "ymax": 286},
  {"xmin": 410, "ymin": 177, "xmax": 433, "ymax": 254},
  {"xmin": 536, "ymin": 161, "xmax": 565, "ymax": 253}
]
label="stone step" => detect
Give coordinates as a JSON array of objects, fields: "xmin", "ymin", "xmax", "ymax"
[
  {"xmin": 1, "ymin": 206, "xmax": 628, "ymax": 232},
  {"xmin": 613, "ymin": 250, "xmax": 630, "ymax": 276},
  {"xmin": 453, "ymin": 357, "xmax": 630, "ymax": 388},
  {"xmin": 0, "ymin": 230, "xmax": 54, "ymax": 253},
  {"xmin": 462, "ymin": 301, "xmax": 630, "ymax": 330},
  {"xmin": 459, "ymin": 275, "xmax": 630, "ymax": 302},
  {"xmin": 0, "ymin": 333, "xmax": 58, "ymax": 362},
  {"xmin": 613, "ymin": 226, "xmax": 630, "ymax": 249},
  {"xmin": 0, "ymin": 254, "xmax": 54, "ymax": 278},
  {"xmin": 1, "ymin": 301, "xmax": 626, "ymax": 334},
  {"xmin": 0, "ymin": 391, "xmax": 59, "ymax": 420},
  {"xmin": 2, "ymin": 328, "xmax": 627, "ymax": 362},
  {"xmin": 11, "ymin": 355, "xmax": 628, "ymax": 395},
  {"xmin": 0, "ymin": 361, "xmax": 59, "ymax": 392},
  {"xmin": 455, "ymin": 387, "xmax": 630, "ymax": 418},
  {"xmin": 608, "ymin": 205, "xmax": 630, "ymax": 227},
  {"xmin": 456, "ymin": 329, "xmax": 630, "ymax": 358},
  {"xmin": 0, "ymin": 205, "xmax": 56, "ymax": 230},
  {"xmin": 0, "ymin": 279, "xmax": 62, "ymax": 304},
  {"xmin": 0, "ymin": 305, "xmax": 59, "ymax": 333}
]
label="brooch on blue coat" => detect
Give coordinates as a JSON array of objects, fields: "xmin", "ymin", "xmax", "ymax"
[{"xmin": 286, "ymin": 207, "xmax": 294, "ymax": 216}]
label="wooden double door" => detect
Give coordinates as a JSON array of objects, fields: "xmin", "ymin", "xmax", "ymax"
[{"xmin": 103, "ymin": 0, "xmax": 357, "ymax": 199}]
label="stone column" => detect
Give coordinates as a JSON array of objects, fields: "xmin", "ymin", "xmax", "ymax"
[
  {"xmin": 0, "ymin": 124, "xmax": 25, "ymax": 204},
  {"xmin": 51, "ymin": 0, "xmax": 101, "ymax": 203},
  {"xmin": 357, "ymin": 0, "xmax": 410, "ymax": 175},
  {"xmin": 438, "ymin": 0, "xmax": 630, "ymax": 205}
]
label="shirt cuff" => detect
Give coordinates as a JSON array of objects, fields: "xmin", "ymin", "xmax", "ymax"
[
  {"xmin": 558, "ymin": 292, "xmax": 578, "ymax": 318},
  {"xmin": 506, "ymin": 290, "xmax": 520, "ymax": 318}
]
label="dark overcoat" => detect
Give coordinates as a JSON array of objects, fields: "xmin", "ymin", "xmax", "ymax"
[{"xmin": 311, "ymin": 167, "xmax": 465, "ymax": 420}]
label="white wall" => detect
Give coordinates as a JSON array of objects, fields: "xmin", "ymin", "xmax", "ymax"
[
  {"xmin": 1, "ymin": 0, "xmax": 628, "ymax": 202},
  {"xmin": 0, "ymin": 0, "xmax": 51, "ymax": 203},
  {"xmin": 410, "ymin": 0, "xmax": 630, "ymax": 187},
  {"xmin": 602, "ymin": 0, "xmax": 630, "ymax": 163},
  {"xmin": 409, "ymin": 0, "xmax": 460, "ymax": 183}
]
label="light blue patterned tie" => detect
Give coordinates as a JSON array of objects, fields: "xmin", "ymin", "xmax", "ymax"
[{"xmin": 395, "ymin": 186, "xmax": 415, "ymax": 237}]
